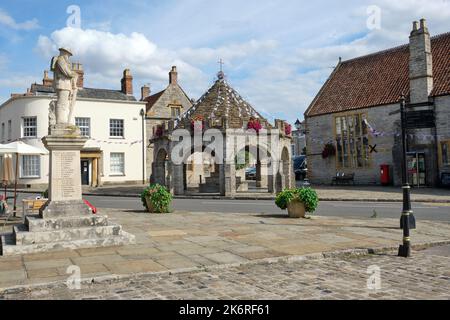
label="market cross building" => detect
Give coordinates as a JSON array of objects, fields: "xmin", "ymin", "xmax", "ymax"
[
  {"xmin": 150, "ymin": 71, "xmax": 294, "ymax": 196},
  {"xmin": 304, "ymin": 19, "xmax": 450, "ymax": 187}
]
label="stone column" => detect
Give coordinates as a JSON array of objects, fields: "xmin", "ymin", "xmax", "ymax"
[
  {"xmin": 172, "ymin": 164, "xmax": 184, "ymax": 195},
  {"xmin": 224, "ymin": 162, "xmax": 236, "ymax": 197},
  {"xmin": 40, "ymin": 135, "xmax": 91, "ymax": 218}
]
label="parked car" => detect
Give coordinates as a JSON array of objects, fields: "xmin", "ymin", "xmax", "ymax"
[
  {"xmin": 293, "ymin": 155, "xmax": 307, "ymax": 180},
  {"xmin": 245, "ymin": 167, "xmax": 257, "ymax": 180}
]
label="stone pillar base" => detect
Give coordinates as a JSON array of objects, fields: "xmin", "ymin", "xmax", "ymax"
[{"xmin": 0, "ymin": 133, "xmax": 135, "ymax": 256}]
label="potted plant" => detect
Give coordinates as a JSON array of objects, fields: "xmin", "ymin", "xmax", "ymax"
[
  {"xmin": 141, "ymin": 184, "xmax": 173, "ymax": 213},
  {"xmin": 275, "ymin": 187, "xmax": 319, "ymax": 218}
]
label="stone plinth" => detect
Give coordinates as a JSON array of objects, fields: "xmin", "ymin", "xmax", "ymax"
[{"xmin": 0, "ymin": 134, "xmax": 135, "ymax": 256}]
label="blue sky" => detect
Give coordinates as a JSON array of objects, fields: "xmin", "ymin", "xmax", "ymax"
[{"xmin": 1, "ymin": 0, "xmax": 449, "ymax": 123}]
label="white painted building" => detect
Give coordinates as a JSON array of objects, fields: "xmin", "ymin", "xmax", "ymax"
[{"xmin": 0, "ymin": 67, "xmax": 147, "ymax": 188}]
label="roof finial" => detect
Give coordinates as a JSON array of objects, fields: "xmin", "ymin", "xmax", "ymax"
[{"xmin": 217, "ymin": 58, "xmax": 225, "ymax": 80}]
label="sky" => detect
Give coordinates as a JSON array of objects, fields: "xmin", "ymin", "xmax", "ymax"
[{"xmin": 0, "ymin": 0, "xmax": 449, "ymax": 124}]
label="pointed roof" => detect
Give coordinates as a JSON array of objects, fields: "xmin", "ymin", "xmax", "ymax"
[{"xmin": 179, "ymin": 74, "xmax": 271, "ymax": 128}]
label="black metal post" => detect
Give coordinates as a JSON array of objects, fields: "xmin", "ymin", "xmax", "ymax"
[{"xmin": 398, "ymin": 96, "xmax": 414, "ymax": 257}]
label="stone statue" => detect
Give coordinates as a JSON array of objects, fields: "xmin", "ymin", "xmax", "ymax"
[{"xmin": 50, "ymin": 48, "xmax": 78, "ymax": 129}]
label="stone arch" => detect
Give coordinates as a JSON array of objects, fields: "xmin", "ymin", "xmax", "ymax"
[
  {"xmin": 153, "ymin": 147, "xmax": 169, "ymax": 186},
  {"xmin": 183, "ymin": 145, "xmax": 220, "ymax": 194}
]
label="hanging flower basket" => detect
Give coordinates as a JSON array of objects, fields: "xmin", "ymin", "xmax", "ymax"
[
  {"xmin": 191, "ymin": 115, "xmax": 205, "ymax": 131},
  {"xmin": 247, "ymin": 117, "xmax": 262, "ymax": 133},
  {"xmin": 284, "ymin": 123, "xmax": 292, "ymax": 136},
  {"xmin": 321, "ymin": 143, "xmax": 336, "ymax": 159}
]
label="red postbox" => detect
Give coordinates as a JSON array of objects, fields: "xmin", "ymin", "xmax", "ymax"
[{"xmin": 380, "ymin": 164, "xmax": 390, "ymax": 185}]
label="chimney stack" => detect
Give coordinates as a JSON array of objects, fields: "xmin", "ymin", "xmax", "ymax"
[
  {"xmin": 169, "ymin": 66, "xmax": 178, "ymax": 85},
  {"xmin": 409, "ymin": 18, "xmax": 433, "ymax": 104},
  {"xmin": 42, "ymin": 70, "xmax": 53, "ymax": 87},
  {"xmin": 141, "ymin": 84, "xmax": 151, "ymax": 101},
  {"xmin": 71, "ymin": 63, "xmax": 84, "ymax": 88},
  {"xmin": 121, "ymin": 69, "xmax": 133, "ymax": 95}
]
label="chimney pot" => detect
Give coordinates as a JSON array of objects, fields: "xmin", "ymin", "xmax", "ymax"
[
  {"xmin": 43, "ymin": 70, "xmax": 53, "ymax": 87},
  {"xmin": 121, "ymin": 69, "xmax": 133, "ymax": 95},
  {"xmin": 71, "ymin": 63, "xmax": 84, "ymax": 88},
  {"xmin": 169, "ymin": 66, "xmax": 178, "ymax": 85},
  {"xmin": 141, "ymin": 85, "xmax": 151, "ymax": 101},
  {"xmin": 412, "ymin": 21, "xmax": 419, "ymax": 31},
  {"xmin": 420, "ymin": 18, "xmax": 427, "ymax": 29}
]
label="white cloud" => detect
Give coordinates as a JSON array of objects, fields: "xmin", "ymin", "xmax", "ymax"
[
  {"xmin": 0, "ymin": 9, "xmax": 39, "ymax": 30},
  {"xmin": 29, "ymin": 0, "xmax": 450, "ymax": 125}
]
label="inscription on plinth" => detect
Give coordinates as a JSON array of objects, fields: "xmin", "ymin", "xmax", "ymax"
[{"xmin": 50, "ymin": 150, "xmax": 82, "ymax": 201}]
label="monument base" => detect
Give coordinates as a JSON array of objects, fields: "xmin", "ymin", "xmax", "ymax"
[
  {"xmin": 0, "ymin": 134, "xmax": 135, "ymax": 256},
  {"xmin": 0, "ymin": 213, "xmax": 135, "ymax": 256}
]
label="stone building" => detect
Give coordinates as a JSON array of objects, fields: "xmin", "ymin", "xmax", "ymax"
[
  {"xmin": 150, "ymin": 71, "xmax": 294, "ymax": 196},
  {"xmin": 304, "ymin": 19, "xmax": 450, "ymax": 187},
  {"xmin": 141, "ymin": 66, "xmax": 192, "ymax": 182}
]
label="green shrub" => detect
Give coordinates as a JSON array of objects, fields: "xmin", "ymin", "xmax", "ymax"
[
  {"xmin": 141, "ymin": 184, "xmax": 173, "ymax": 213},
  {"xmin": 275, "ymin": 187, "xmax": 319, "ymax": 213}
]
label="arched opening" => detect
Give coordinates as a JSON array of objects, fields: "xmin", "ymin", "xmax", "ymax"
[
  {"xmin": 154, "ymin": 148, "xmax": 168, "ymax": 186},
  {"xmin": 235, "ymin": 145, "xmax": 271, "ymax": 193},
  {"xmin": 184, "ymin": 147, "xmax": 219, "ymax": 194}
]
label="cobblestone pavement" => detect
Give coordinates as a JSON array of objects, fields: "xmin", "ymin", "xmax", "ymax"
[
  {"xmin": 1, "ymin": 210, "xmax": 450, "ymax": 289},
  {"xmin": 1, "ymin": 247, "xmax": 449, "ymax": 300}
]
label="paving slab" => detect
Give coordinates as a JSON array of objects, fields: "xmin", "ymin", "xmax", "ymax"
[{"xmin": 0, "ymin": 208, "xmax": 449, "ymax": 289}]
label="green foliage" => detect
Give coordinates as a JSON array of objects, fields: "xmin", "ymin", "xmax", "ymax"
[
  {"xmin": 275, "ymin": 187, "xmax": 319, "ymax": 213},
  {"xmin": 235, "ymin": 151, "xmax": 253, "ymax": 170},
  {"xmin": 141, "ymin": 184, "xmax": 172, "ymax": 213},
  {"xmin": 42, "ymin": 189, "xmax": 48, "ymax": 198}
]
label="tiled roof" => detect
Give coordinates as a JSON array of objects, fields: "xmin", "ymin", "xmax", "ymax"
[
  {"xmin": 143, "ymin": 90, "xmax": 165, "ymax": 110},
  {"xmin": 30, "ymin": 84, "xmax": 137, "ymax": 102},
  {"xmin": 178, "ymin": 76, "xmax": 271, "ymax": 129},
  {"xmin": 305, "ymin": 32, "xmax": 450, "ymax": 117}
]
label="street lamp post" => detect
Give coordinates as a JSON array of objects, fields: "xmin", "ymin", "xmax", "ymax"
[
  {"xmin": 398, "ymin": 96, "xmax": 415, "ymax": 258},
  {"xmin": 140, "ymin": 108, "xmax": 146, "ymax": 185}
]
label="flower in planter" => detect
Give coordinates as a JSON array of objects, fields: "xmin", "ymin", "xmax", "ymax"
[
  {"xmin": 247, "ymin": 117, "xmax": 262, "ymax": 133},
  {"xmin": 141, "ymin": 184, "xmax": 173, "ymax": 213},
  {"xmin": 321, "ymin": 143, "xmax": 336, "ymax": 159},
  {"xmin": 284, "ymin": 123, "xmax": 292, "ymax": 136},
  {"xmin": 191, "ymin": 115, "xmax": 205, "ymax": 131},
  {"xmin": 275, "ymin": 187, "xmax": 319, "ymax": 214}
]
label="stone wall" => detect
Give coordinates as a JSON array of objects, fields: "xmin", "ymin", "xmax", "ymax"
[
  {"xmin": 306, "ymin": 103, "xmax": 402, "ymax": 185},
  {"xmin": 146, "ymin": 84, "xmax": 192, "ymax": 182}
]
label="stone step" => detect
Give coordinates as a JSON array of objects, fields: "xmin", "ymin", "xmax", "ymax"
[
  {"xmin": 1, "ymin": 231, "xmax": 135, "ymax": 256},
  {"xmin": 13, "ymin": 224, "xmax": 122, "ymax": 245},
  {"xmin": 26, "ymin": 214, "xmax": 109, "ymax": 232}
]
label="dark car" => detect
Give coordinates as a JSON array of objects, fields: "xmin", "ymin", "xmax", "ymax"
[
  {"xmin": 293, "ymin": 155, "xmax": 307, "ymax": 180},
  {"xmin": 245, "ymin": 167, "xmax": 257, "ymax": 180}
]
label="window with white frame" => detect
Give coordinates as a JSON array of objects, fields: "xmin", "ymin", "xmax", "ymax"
[
  {"xmin": 110, "ymin": 153, "xmax": 125, "ymax": 175},
  {"xmin": 21, "ymin": 155, "xmax": 40, "ymax": 178},
  {"xmin": 7, "ymin": 120, "xmax": 11, "ymax": 141},
  {"xmin": 22, "ymin": 117, "xmax": 37, "ymax": 137},
  {"xmin": 75, "ymin": 117, "xmax": 91, "ymax": 137},
  {"xmin": 109, "ymin": 119, "xmax": 124, "ymax": 138}
]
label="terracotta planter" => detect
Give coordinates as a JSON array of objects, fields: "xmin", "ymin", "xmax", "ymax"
[{"xmin": 287, "ymin": 199, "xmax": 306, "ymax": 218}]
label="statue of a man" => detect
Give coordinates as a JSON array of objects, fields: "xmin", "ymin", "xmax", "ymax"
[{"xmin": 50, "ymin": 48, "xmax": 78, "ymax": 126}]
